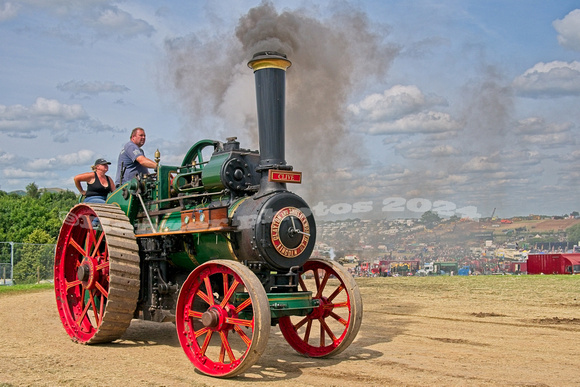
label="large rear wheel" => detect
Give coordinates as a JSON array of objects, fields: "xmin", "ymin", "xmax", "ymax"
[
  {"xmin": 54, "ymin": 203, "xmax": 140, "ymax": 344},
  {"xmin": 176, "ymin": 260, "xmax": 270, "ymax": 378},
  {"xmin": 279, "ymin": 258, "xmax": 363, "ymax": 357}
]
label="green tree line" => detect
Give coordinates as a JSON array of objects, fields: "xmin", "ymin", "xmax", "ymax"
[
  {"xmin": 0, "ymin": 183, "xmax": 78, "ymax": 242},
  {"xmin": 1, "ymin": 183, "xmax": 78, "ymax": 283}
]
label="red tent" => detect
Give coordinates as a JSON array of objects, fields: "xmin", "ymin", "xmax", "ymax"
[{"xmin": 527, "ymin": 253, "xmax": 580, "ymax": 275}]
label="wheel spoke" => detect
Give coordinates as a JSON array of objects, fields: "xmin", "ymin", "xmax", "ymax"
[
  {"xmin": 328, "ymin": 300, "xmax": 348, "ymax": 308},
  {"xmin": 95, "ymin": 281, "xmax": 108, "ymax": 298},
  {"xmin": 293, "ymin": 316, "xmax": 309, "ymax": 330},
  {"xmin": 224, "ymin": 316, "xmax": 253, "ymax": 328},
  {"xmin": 203, "ymin": 276, "xmax": 215, "ymax": 305},
  {"xmin": 234, "ymin": 297, "xmax": 252, "ymax": 314},
  {"xmin": 221, "ymin": 278, "xmax": 239, "ymax": 308},
  {"xmin": 313, "ymin": 269, "xmax": 321, "ymax": 291},
  {"xmin": 96, "ymin": 261, "xmax": 109, "ymax": 271},
  {"xmin": 218, "ymin": 331, "xmax": 236, "ymax": 363},
  {"xmin": 303, "ymin": 319, "xmax": 313, "ymax": 342},
  {"xmin": 88, "ymin": 290, "xmax": 101, "ymax": 326},
  {"xmin": 320, "ymin": 318, "xmax": 337, "ymax": 343},
  {"xmin": 222, "ymin": 273, "xmax": 229, "ymax": 300},
  {"xmin": 76, "ymin": 293, "xmax": 91, "ymax": 326},
  {"xmin": 315, "ymin": 272, "xmax": 330, "ymax": 299},
  {"xmin": 195, "ymin": 288, "xmax": 212, "ymax": 305},
  {"xmin": 199, "ymin": 330, "xmax": 213, "ymax": 354},
  {"xmin": 82, "ymin": 215, "xmax": 97, "ymax": 253},
  {"xmin": 233, "ymin": 324, "xmax": 252, "ymax": 346},
  {"xmin": 219, "ymin": 340, "xmax": 226, "ymax": 363},
  {"xmin": 188, "ymin": 310, "xmax": 203, "ymax": 319},
  {"xmin": 194, "ymin": 326, "xmax": 211, "ymax": 339},
  {"xmin": 65, "ymin": 279, "xmax": 82, "ymax": 291},
  {"xmin": 91, "ymin": 231, "xmax": 106, "ymax": 258},
  {"xmin": 68, "ymin": 237, "xmax": 87, "ymax": 257},
  {"xmin": 329, "ymin": 311, "xmax": 348, "ymax": 326},
  {"xmin": 327, "ymin": 284, "xmax": 345, "ymax": 302},
  {"xmin": 99, "ymin": 292, "xmax": 106, "ymax": 321}
]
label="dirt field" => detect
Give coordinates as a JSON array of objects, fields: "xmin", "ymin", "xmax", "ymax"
[{"xmin": 1, "ymin": 275, "xmax": 579, "ymax": 387}]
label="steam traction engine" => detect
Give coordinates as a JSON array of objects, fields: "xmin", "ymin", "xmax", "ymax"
[{"xmin": 53, "ymin": 52, "xmax": 363, "ymax": 377}]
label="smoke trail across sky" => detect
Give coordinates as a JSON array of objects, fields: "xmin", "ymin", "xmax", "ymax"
[
  {"xmin": 161, "ymin": 1, "xmax": 399, "ymax": 205},
  {"xmin": 157, "ymin": 1, "xmax": 580, "ymax": 220}
]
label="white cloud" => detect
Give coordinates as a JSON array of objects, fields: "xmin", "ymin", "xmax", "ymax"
[
  {"xmin": 431, "ymin": 144, "xmax": 460, "ymax": 157},
  {"xmin": 512, "ymin": 117, "xmax": 575, "ymax": 147},
  {"xmin": 515, "ymin": 117, "xmax": 573, "ymax": 134},
  {"xmin": 559, "ymin": 150, "xmax": 580, "ymax": 162},
  {"xmin": 521, "ymin": 132, "xmax": 575, "ymax": 148},
  {"xmin": 2, "ymin": 167, "xmax": 59, "ymax": 179},
  {"xmin": 3, "ymin": 1, "xmax": 155, "ymax": 42},
  {"xmin": 553, "ymin": 9, "xmax": 580, "ymax": 51},
  {"xmin": 0, "ymin": 148, "xmax": 17, "ymax": 164},
  {"xmin": 349, "ymin": 85, "xmax": 460, "ymax": 135},
  {"xmin": 396, "ymin": 143, "xmax": 460, "ymax": 159},
  {"xmin": 348, "ymin": 85, "xmax": 447, "ymax": 121},
  {"xmin": 501, "ymin": 150, "xmax": 543, "ymax": 167},
  {"xmin": 26, "ymin": 149, "xmax": 95, "ymax": 171},
  {"xmin": 0, "ymin": 97, "xmax": 118, "ymax": 138},
  {"xmin": 367, "ymin": 111, "xmax": 462, "ymax": 135},
  {"xmin": 31, "ymin": 97, "xmax": 86, "ymax": 120},
  {"xmin": 57, "ymin": 80, "xmax": 130, "ymax": 97},
  {"xmin": 0, "ymin": 148, "xmax": 99, "ymax": 190},
  {"xmin": 89, "ymin": 5, "xmax": 155, "ymax": 39},
  {"xmin": 513, "ymin": 61, "xmax": 580, "ymax": 97},
  {"xmin": 0, "ymin": 98, "xmax": 87, "ymax": 127},
  {"xmin": 0, "ymin": 1, "xmax": 20, "ymax": 21},
  {"xmin": 461, "ymin": 157, "xmax": 501, "ymax": 172},
  {"xmin": 444, "ymin": 174, "xmax": 469, "ymax": 185}
]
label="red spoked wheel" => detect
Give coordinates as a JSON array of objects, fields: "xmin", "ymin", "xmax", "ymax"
[
  {"xmin": 54, "ymin": 203, "xmax": 140, "ymax": 344},
  {"xmin": 279, "ymin": 258, "xmax": 363, "ymax": 357},
  {"xmin": 176, "ymin": 260, "xmax": 270, "ymax": 378}
]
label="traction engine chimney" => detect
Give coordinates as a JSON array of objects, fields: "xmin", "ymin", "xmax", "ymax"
[{"xmin": 248, "ymin": 51, "xmax": 292, "ymax": 193}]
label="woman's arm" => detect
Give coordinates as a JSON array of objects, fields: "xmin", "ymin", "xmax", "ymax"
[
  {"xmin": 73, "ymin": 172, "xmax": 94, "ymax": 196},
  {"xmin": 107, "ymin": 176, "xmax": 116, "ymax": 192}
]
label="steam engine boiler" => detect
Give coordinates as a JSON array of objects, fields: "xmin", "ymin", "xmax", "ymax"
[{"xmin": 53, "ymin": 52, "xmax": 363, "ymax": 377}]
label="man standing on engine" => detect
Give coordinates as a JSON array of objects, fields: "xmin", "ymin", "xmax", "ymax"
[{"xmin": 115, "ymin": 127, "xmax": 157, "ymax": 186}]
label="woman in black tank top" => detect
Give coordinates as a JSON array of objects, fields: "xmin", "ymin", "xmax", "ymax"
[{"xmin": 73, "ymin": 158, "xmax": 115, "ymax": 203}]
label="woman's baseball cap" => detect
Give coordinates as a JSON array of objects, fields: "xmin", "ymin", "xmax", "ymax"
[{"xmin": 94, "ymin": 158, "xmax": 112, "ymax": 166}]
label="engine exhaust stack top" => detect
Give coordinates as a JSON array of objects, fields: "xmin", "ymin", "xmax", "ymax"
[{"xmin": 248, "ymin": 51, "xmax": 292, "ymax": 192}]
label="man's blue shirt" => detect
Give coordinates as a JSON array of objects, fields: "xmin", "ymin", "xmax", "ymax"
[{"xmin": 115, "ymin": 141, "xmax": 149, "ymax": 186}]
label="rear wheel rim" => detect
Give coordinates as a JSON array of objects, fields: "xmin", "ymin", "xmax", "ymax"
[{"xmin": 54, "ymin": 204, "xmax": 139, "ymax": 344}]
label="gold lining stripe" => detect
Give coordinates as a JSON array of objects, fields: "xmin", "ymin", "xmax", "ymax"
[
  {"xmin": 267, "ymin": 296, "xmax": 312, "ymax": 302},
  {"xmin": 248, "ymin": 58, "xmax": 291, "ymax": 71}
]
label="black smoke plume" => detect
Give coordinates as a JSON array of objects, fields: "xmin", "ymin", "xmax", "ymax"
[{"xmin": 161, "ymin": 1, "xmax": 399, "ymax": 203}]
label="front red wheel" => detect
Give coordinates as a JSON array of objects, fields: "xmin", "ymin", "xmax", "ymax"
[
  {"xmin": 176, "ymin": 260, "xmax": 270, "ymax": 378},
  {"xmin": 279, "ymin": 258, "xmax": 363, "ymax": 357}
]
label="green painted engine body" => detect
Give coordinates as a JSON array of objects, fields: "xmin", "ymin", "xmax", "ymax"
[
  {"xmin": 103, "ymin": 138, "xmax": 317, "ymax": 319},
  {"xmin": 106, "ymin": 140, "xmax": 253, "ymax": 270}
]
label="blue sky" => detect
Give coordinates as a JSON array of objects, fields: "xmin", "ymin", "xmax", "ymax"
[{"xmin": 1, "ymin": 0, "xmax": 580, "ymax": 221}]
